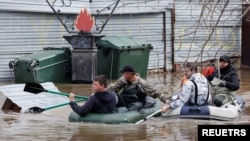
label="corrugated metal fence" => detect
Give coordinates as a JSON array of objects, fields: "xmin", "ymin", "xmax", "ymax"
[{"xmin": 0, "ymin": 0, "xmax": 243, "ymax": 81}]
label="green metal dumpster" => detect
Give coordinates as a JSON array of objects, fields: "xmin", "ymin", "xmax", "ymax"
[
  {"xmin": 9, "ymin": 47, "xmax": 71, "ymax": 83},
  {"xmin": 96, "ymin": 36, "xmax": 153, "ymax": 79}
]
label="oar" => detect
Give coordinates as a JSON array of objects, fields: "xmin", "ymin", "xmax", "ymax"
[
  {"xmin": 24, "ymin": 83, "xmax": 88, "ymax": 99},
  {"xmin": 134, "ymin": 109, "xmax": 162, "ymax": 125},
  {"xmin": 27, "ymin": 98, "xmax": 86, "ymax": 114}
]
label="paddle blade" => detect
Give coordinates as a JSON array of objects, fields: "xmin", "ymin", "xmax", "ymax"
[
  {"xmin": 28, "ymin": 106, "xmax": 45, "ymax": 114},
  {"xmin": 24, "ymin": 83, "xmax": 46, "ymax": 94}
]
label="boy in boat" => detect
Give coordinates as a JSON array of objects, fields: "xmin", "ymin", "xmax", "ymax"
[
  {"xmin": 69, "ymin": 75, "xmax": 117, "ymax": 116},
  {"xmin": 206, "ymin": 55, "xmax": 240, "ymax": 107},
  {"xmin": 106, "ymin": 64, "xmax": 161, "ymax": 111},
  {"xmin": 161, "ymin": 62, "xmax": 212, "ymax": 113}
]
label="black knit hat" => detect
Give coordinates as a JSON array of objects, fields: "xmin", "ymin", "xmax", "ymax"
[
  {"xmin": 219, "ymin": 55, "xmax": 231, "ymax": 63},
  {"xmin": 119, "ymin": 64, "xmax": 136, "ymax": 73}
]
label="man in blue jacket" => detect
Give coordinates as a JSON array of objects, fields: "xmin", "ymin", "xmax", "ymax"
[{"xmin": 69, "ymin": 75, "xmax": 117, "ymax": 116}]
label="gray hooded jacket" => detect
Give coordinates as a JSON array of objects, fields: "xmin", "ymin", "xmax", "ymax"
[{"xmin": 170, "ymin": 73, "xmax": 211, "ymax": 109}]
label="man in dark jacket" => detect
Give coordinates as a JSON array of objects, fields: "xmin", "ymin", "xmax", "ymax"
[
  {"xmin": 69, "ymin": 75, "xmax": 117, "ymax": 117},
  {"xmin": 207, "ymin": 55, "xmax": 240, "ymax": 106}
]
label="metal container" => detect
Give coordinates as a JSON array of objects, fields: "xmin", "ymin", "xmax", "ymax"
[
  {"xmin": 71, "ymin": 49, "xmax": 98, "ymax": 83},
  {"xmin": 63, "ymin": 33, "xmax": 104, "ymax": 83},
  {"xmin": 10, "ymin": 47, "xmax": 71, "ymax": 83},
  {"xmin": 96, "ymin": 36, "xmax": 153, "ymax": 79}
]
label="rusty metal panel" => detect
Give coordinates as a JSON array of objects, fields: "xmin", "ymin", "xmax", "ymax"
[{"xmin": 241, "ymin": 4, "xmax": 250, "ymax": 68}]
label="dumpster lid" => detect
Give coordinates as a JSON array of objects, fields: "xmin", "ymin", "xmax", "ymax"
[
  {"xmin": 96, "ymin": 36, "xmax": 153, "ymax": 50},
  {"xmin": 17, "ymin": 47, "xmax": 71, "ymax": 61}
]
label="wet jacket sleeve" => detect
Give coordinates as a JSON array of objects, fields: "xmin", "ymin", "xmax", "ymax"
[
  {"xmin": 169, "ymin": 81, "xmax": 192, "ymax": 109},
  {"xmin": 69, "ymin": 97, "xmax": 94, "ymax": 117},
  {"xmin": 138, "ymin": 78, "xmax": 161, "ymax": 99}
]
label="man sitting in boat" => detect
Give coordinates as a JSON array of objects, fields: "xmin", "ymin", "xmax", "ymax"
[
  {"xmin": 161, "ymin": 62, "xmax": 212, "ymax": 113},
  {"xmin": 207, "ymin": 55, "xmax": 240, "ymax": 107},
  {"xmin": 68, "ymin": 75, "xmax": 117, "ymax": 116},
  {"xmin": 106, "ymin": 64, "xmax": 161, "ymax": 111}
]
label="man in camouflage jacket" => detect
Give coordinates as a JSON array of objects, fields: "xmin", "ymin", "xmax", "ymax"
[{"xmin": 106, "ymin": 64, "xmax": 162, "ymax": 111}]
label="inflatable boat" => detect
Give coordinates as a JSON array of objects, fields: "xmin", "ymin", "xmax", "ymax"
[
  {"xmin": 161, "ymin": 94, "xmax": 245, "ymax": 121},
  {"xmin": 68, "ymin": 98, "xmax": 164, "ymax": 124}
]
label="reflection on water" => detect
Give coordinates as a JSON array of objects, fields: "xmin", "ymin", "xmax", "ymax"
[
  {"xmin": 70, "ymin": 124, "xmax": 147, "ymax": 141},
  {"xmin": 0, "ymin": 69, "xmax": 250, "ymax": 141}
]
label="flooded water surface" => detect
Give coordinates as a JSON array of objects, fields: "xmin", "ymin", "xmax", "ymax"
[{"xmin": 0, "ymin": 69, "xmax": 250, "ymax": 141}]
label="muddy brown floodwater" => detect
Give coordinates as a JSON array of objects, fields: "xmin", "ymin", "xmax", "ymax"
[{"xmin": 0, "ymin": 69, "xmax": 250, "ymax": 141}]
